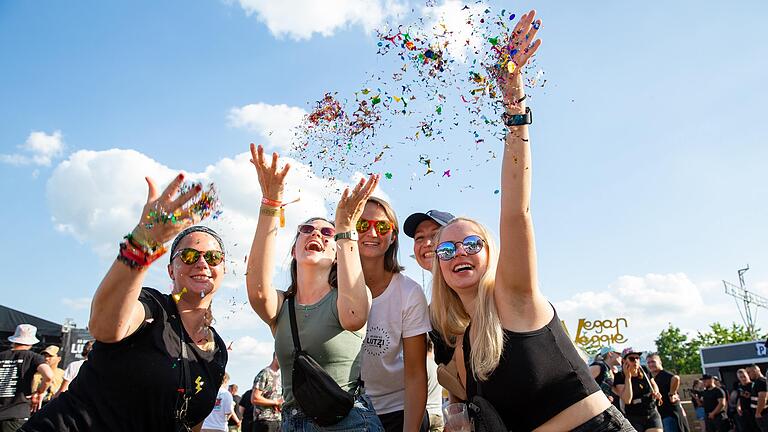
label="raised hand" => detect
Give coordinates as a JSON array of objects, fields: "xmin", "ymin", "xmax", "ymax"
[
  {"xmin": 499, "ymin": 10, "xmax": 542, "ymax": 106},
  {"xmin": 131, "ymin": 173, "xmax": 211, "ymax": 247},
  {"xmin": 250, "ymin": 143, "xmax": 291, "ymax": 202},
  {"xmin": 335, "ymin": 174, "xmax": 380, "ymax": 232}
]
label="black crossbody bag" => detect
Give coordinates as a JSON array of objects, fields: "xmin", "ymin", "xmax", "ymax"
[{"xmin": 287, "ymin": 295, "xmax": 356, "ymax": 426}]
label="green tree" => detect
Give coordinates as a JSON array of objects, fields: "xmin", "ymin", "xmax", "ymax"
[
  {"xmin": 654, "ymin": 324, "xmax": 701, "ymax": 374},
  {"xmin": 654, "ymin": 322, "xmax": 764, "ymax": 375}
]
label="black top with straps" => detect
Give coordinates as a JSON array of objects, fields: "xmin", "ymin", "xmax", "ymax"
[
  {"xmin": 463, "ymin": 308, "xmax": 600, "ymax": 432},
  {"xmin": 21, "ymin": 288, "xmax": 227, "ymax": 432}
]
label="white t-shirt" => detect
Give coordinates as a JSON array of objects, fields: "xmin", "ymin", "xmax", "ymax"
[
  {"xmin": 63, "ymin": 360, "xmax": 85, "ymax": 382},
  {"xmin": 202, "ymin": 387, "xmax": 233, "ymax": 431},
  {"xmin": 362, "ymin": 273, "xmax": 432, "ymax": 414},
  {"xmin": 426, "ymin": 356, "xmax": 443, "ymax": 417}
]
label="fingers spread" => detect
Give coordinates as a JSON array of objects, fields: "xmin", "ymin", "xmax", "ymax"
[
  {"xmin": 168, "ymin": 183, "xmax": 202, "ymax": 212},
  {"xmin": 160, "ymin": 173, "xmax": 186, "ymax": 204}
]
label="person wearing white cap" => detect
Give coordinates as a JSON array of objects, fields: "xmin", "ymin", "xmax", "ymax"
[
  {"xmin": 0, "ymin": 324, "xmax": 53, "ymax": 431},
  {"xmin": 590, "ymin": 346, "xmax": 622, "ymax": 410}
]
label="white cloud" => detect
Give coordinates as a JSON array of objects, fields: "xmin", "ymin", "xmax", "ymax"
[
  {"xmin": 1, "ymin": 130, "xmax": 65, "ymax": 167},
  {"xmin": 45, "ymin": 145, "xmax": 395, "ymax": 387},
  {"xmin": 62, "ymin": 297, "xmax": 92, "ymax": 310},
  {"xmin": 230, "ymin": 0, "xmax": 405, "ymax": 40},
  {"xmin": 228, "ymin": 103, "xmax": 306, "ymax": 152},
  {"xmin": 421, "ymin": 0, "xmax": 487, "ymax": 62},
  {"xmin": 554, "ymin": 273, "xmax": 758, "ymax": 352}
]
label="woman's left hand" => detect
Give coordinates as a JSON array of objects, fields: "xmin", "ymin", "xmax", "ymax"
[
  {"xmin": 335, "ymin": 174, "xmax": 379, "ymax": 232},
  {"xmin": 499, "ymin": 9, "xmax": 542, "ymax": 108}
]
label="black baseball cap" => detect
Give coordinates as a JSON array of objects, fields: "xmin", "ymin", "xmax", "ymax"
[
  {"xmin": 403, "ymin": 210, "xmax": 455, "ymax": 238},
  {"xmin": 702, "ymin": 374, "xmax": 715, "ymax": 380}
]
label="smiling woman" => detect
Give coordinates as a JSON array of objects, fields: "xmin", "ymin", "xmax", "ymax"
[
  {"xmin": 428, "ymin": 10, "xmax": 635, "ymax": 432},
  {"xmin": 244, "ymin": 143, "xmax": 385, "ymax": 431},
  {"xmin": 20, "ymin": 175, "xmax": 228, "ymax": 432}
]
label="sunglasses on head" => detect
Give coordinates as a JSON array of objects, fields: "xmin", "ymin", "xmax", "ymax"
[
  {"xmin": 297, "ymin": 224, "xmax": 336, "ymax": 237},
  {"xmin": 435, "ymin": 235, "xmax": 485, "ymax": 261},
  {"xmin": 172, "ymin": 248, "xmax": 225, "ymax": 266},
  {"xmin": 356, "ymin": 219, "xmax": 394, "ymax": 236}
]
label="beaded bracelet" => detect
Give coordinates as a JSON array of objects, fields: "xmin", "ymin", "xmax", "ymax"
[{"xmin": 117, "ymin": 235, "xmax": 167, "ymax": 269}]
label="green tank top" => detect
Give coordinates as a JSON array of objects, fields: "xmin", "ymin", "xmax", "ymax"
[{"xmin": 274, "ymin": 289, "xmax": 365, "ymax": 405}]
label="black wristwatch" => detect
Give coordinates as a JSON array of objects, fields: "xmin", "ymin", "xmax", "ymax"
[{"xmin": 503, "ymin": 107, "xmax": 532, "ymax": 127}]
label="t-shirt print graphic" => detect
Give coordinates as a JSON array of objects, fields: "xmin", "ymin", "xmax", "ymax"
[
  {"xmin": 363, "ymin": 325, "xmax": 392, "ymax": 357},
  {"xmin": 0, "ymin": 358, "xmax": 24, "ymax": 398}
]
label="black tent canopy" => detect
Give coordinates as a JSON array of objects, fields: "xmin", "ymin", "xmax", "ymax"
[{"xmin": 0, "ymin": 304, "xmax": 62, "ymax": 351}]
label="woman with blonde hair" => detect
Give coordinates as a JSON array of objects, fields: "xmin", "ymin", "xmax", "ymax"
[
  {"xmin": 356, "ymin": 196, "xmax": 431, "ymax": 431},
  {"xmin": 429, "ymin": 10, "xmax": 633, "ymax": 431},
  {"xmin": 245, "ymin": 144, "xmax": 384, "ymax": 431}
]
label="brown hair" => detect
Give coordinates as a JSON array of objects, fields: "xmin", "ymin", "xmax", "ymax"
[
  {"xmin": 285, "ymin": 217, "xmax": 338, "ymax": 297},
  {"xmin": 366, "ymin": 197, "xmax": 404, "ymax": 273}
]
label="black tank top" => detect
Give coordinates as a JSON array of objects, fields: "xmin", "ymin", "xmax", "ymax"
[{"xmin": 464, "ymin": 308, "xmax": 600, "ymax": 432}]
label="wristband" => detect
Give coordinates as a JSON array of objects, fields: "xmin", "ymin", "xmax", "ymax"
[
  {"xmin": 261, "ymin": 197, "xmax": 282, "ymax": 207},
  {"xmin": 117, "ymin": 236, "xmax": 167, "ymax": 269}
]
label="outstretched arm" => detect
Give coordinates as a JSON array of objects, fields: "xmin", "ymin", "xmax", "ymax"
[
  {"xmin": 494, "ymin": 10, "xmax": 548, "ymax": 325},
  {"xmin": 89, "ymin": 174, "xmax": 206, "ymax": 342},
  {"xmin": 334, "ymin": 175, "xmax": 379, "ymax": 331},
  {"xmin": 246, "ymin": 144, "xmax": 290, "ymax": 327}
]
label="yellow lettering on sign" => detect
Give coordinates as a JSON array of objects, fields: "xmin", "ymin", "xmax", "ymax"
[{"xmin": 573, "ymin": 318, "xmax": 629, "ymax": 351}]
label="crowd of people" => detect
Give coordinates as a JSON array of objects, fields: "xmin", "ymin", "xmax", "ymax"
[{"xmin": 0, "ymin": 9, "xmax": 759, "ymax": 432}]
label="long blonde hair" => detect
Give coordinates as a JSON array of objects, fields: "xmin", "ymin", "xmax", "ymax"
[{"xmin": 430, "ymin": 217, "xmax": 504, "ymax": 381}]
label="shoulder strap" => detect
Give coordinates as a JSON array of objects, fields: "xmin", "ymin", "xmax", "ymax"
[{"xmin": 287, "ymin": 296, "xmax": 302, "ymax": 352}]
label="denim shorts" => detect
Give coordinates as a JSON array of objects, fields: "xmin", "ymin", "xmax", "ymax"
[
  {"xmin": 281, "ymin": 394, "xmax": 385, "ymax": 432},
  {"xmin": 570, "ymin": 405, "xmax": 637, "ymax": 432},
  {"xmin": 695, "ymin": 407, "xmax": 705, "ymax": 420}
]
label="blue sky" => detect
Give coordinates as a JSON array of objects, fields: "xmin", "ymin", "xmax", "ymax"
[{"xmin": 2, "ymin": 0, "xmax": 767, "ymax": 387}]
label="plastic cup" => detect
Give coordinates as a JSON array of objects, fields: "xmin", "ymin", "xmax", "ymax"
[{"xmin": 443, "ymin": 402, "xmax": 471, "ymax": 432}]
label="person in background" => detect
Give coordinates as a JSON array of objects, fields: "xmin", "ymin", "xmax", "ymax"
[
  {"xmin": 251, "ymin": 354, "xmax": 282, "ymax": 432},
  {"xmin": 702, "ymin": 374, "xmax": 727, "ymax": 432},
  {"xmin": 0, "ymin": 324, "xmax": 53, "ymax": 431},
  {"xmin": 357, "ymin": 196, "xmax": 431, "ymax": 432},
  {"xmin": 590, "ymin": 346, "xmax": 622, "ymax": 410},
  {"xmin": 403, "ymin": 209, "xmax": 461, "ymax": 403},
  {"xmin": 31, "ymin": 346, "xmax": 64, "ymax": 405},
  {"xmin": 691, "ymin": 379, "xmax": 706, "ymax": 432},
  {"xmin": 425, "ymin": 338, "xmax": 444, "ymax": 432},
  {"xmin": 55, "ymin": 341, "xmax": 93, "ymax": 397},
  {"xmin": 228, "ymin": 384, "xmax": 241, "ymax": 432},
  {"xmin": 614, "ymin": 348, "xmax": 663, "ymax": 432},
  {"xmin": 747, "ymin": 365, "xmax": 767, "ymax": 432},
  {"xmin": 647, "ymin": 353, "xmax": 690, "ymax": 432},
  {"xmin": 203, "ymin": 373, "xmax": 238, "ymax": 432},
  {"xmin": 237, "ymin": 387, "xmax": 254, "ymax": 432},
  {"xmin": 736, "ymin": 368, "xmax": 758, "ymax": 432}
]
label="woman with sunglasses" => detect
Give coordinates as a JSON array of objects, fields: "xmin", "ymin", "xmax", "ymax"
[
  {"xmin": 614, "ymin": 349, "xmax": 663, "ymax": 432},
  {"xmin": 245, "ymin": 144, "xmax": 384, "ymax": 431},
  {"xmin": 356, "ymin": 197, "xmax": 432, "ymax": 432},
  {"xmin": 429, "ymin": 11, "xmax": 634, "ymax": 431},
  {"xmin": 22, "ymin": 174, "xmax": 228, "ymax": 432}
]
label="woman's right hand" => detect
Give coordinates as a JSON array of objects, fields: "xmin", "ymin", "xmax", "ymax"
[
  {"xmin": 250, "ymin": 143, "xmax": 290, "ymax": 202},
  {"xmin": 131, "ymin": 173, "xmax": 208, "ymax": 247}
]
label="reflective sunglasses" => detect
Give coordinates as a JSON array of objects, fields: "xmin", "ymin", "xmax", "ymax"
[
  {"xmin": 356, "ymin": 219, "xmax": 394, "ymax": 236},
  {"xmin": 435, "ymin": 235, "xmax": 485, "ymax": 261},
  {"xmin": 172, "ymin": 248, "xmax": 225, "ymax": 266},
  {"xmin": 297, "ymin": 224, "xmax": 336, "ymax": 237}
]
